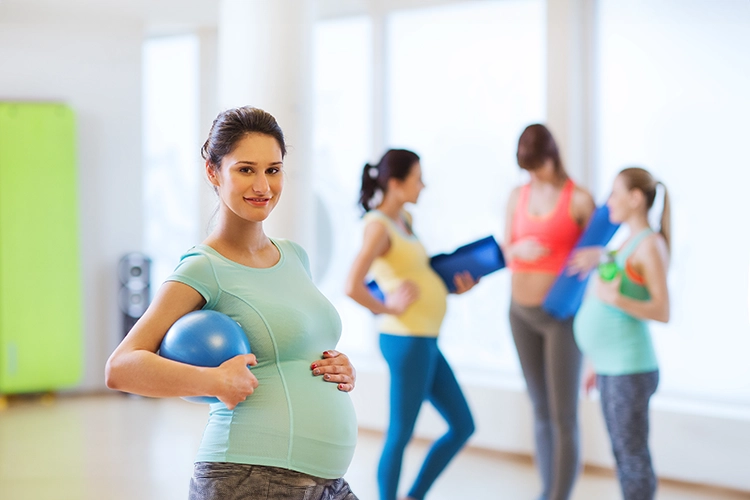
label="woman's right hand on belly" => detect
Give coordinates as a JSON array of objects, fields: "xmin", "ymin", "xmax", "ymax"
[
  {"xmin": 511, "ymin": 238, "xmax": 550, "ymax": 262},
  {"xmin": 384, "ymin": 280, "xmax": 419, "ymax": 315},
  {"xmin": 214, "ymin": 353, "xmax": 259, "ymax": 410}
]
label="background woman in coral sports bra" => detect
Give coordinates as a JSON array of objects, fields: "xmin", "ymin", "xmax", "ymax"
[{"xmin": 503, "ymin": 124, "xmax": 595, "ymax": 500}]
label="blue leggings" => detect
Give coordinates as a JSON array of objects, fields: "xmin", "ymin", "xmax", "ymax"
[
  {"xmin": 378, "ymin": 334, "xmax": 475, "ymax": 500},
  {"xmin": 599, "ymin": 371, "xmax": 659, "ymax": 500}
]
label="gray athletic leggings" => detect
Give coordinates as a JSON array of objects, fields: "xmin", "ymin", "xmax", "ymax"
[
  {"xmin": 188, "ymin": 462, "xmax": 358, "ymax": 500},
  {"xmin": 599, "ymin": 371, "xmax": 659, "ymax": 500},
  {"xmin": 509, "ymin": 301, "xmax": 582, "ymax": 500}
]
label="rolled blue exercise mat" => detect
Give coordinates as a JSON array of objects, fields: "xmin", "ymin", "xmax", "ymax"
[
  {"xmin": 430, "ymin": 235, "xmax": 505, "ymax": 292},
  {"xmin": 366, "ymin": 235, "xmax": 505, "ymax": 300},
  {"xmin": 541, "ymin": 204, "xmax": 620, "ymax": 320}
]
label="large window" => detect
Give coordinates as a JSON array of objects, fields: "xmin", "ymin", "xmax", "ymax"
[
  {"xmin": 313, "ymin": 0, "xmax": 546, "ymax": 379},
  {"xmin": 596, "ymin": 0, "xmax": 750, "ymax": 405},
  {"xmin": 386, "ymin": 0, "xmax": 546, "ymax": 378},
  {"xmin": 142, "ymin": 35, "xmax": 201, "ymax": 287}
]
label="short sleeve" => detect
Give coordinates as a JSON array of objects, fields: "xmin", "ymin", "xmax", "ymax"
[
  {"xmin": 280, "ymin": 239, "xmax": 312, "ymax": 279},
  {"xmin": 165, "ymin": 249, "xmax": 220, "ymax": 307}
]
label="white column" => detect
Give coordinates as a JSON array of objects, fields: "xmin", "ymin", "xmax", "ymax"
[
  {"xmin": 216, "ymin": 0, "xmax": 316, "ymax": 253},
  {"xmin": 197, "ymin": 27, "xmax": 220, "ymax": 239},
  {"xmin": 546, "ymin": 0, "xmax": 596, "ymax": 190}
]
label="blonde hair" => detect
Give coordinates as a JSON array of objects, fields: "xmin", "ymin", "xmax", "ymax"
[{"xmin": 618, "ymin": 167, "xmax": 671, "ymax": 253}]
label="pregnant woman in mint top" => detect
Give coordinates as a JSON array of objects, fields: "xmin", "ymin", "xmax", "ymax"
[
  {"xmin": 573, "ymin": 167, "xmax": 671, "ymax": 500},
  {"xmin": 105, "ymin": 106, "xmax": 359, "ymax": 500},
  {"xmin": 344, "ymin": 149, "xmax": 477, "ymax": 500}
]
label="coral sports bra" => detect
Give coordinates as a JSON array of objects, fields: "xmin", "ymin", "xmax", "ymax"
[{"xmin": 509, "ymin": 179, "xmax": 583, "ymax": 274}]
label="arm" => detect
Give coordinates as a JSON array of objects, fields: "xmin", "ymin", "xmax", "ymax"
[
  {"xmin": 105, "ymin": 281, "xmax": 258, "ymax": 409},
  {"xmin": 502, "ymin": 187, "xmax": 520, "ymax": 263},
  {"xmin": 451, "ymin": 270, "xmax": 479, "ymax": 294},
  {"xmin": 597, "ymin": 234, "xmax": 670, "ymax": 322},
  {"xmin": 344, "ymin": 219, "xmax": 418, "ymax": 315},
  {"xmin": 582, "ymin": 360, "xmax": 598, "ymax": 396},
  {"xmin": 571, "ymin": 185, "xmax": 596, "ymax": 229},
  {"xmin": 566, "ymin": 246, "xmax": 604, "ymax": 277}
]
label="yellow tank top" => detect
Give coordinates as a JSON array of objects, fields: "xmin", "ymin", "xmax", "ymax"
[{"xmin": 364, "ymin": 210, "xmax": 448, "ymax": 336}]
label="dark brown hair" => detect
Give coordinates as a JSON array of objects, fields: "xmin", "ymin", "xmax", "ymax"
[
  {"xmin": 516, "ymin": 124, "xmax": 567, "ymax": 180},
  {"xmin": 359, "ymin": 149, "xmax": 420, "ymax": 212},
  {"xmin": 201, "ymin": 106, "xmax": 286, "ymax": 169}
]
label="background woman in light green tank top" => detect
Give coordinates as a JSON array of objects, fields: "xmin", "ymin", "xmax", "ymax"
[
  {"xmin": 570, "ymin": 167, "xmax": 671, "ymax": 500},
  {"xmin": 105, "ymin": 107, "xmax": 359, "ymax": 500}
]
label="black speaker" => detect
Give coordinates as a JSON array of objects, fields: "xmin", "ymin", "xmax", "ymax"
[{"xmin": 118, "ymin": 252, "xmax": 151, "ymax": 337}]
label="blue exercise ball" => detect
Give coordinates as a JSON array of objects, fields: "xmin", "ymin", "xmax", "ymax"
[{"xmin": 159, "ymin": 310, "xmax": 251, "ymax": 404}]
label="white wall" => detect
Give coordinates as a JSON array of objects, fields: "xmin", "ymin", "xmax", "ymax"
[{"xmin": 0, "ymin": 4, "xmax": 145, "ymax": 391}]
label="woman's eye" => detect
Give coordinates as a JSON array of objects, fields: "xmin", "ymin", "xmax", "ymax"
[{"xmin": 267, "ymin": 167, "xmax": 281, "ymax": 175}]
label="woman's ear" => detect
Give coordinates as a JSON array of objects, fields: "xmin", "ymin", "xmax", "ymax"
[
  {"xmin": 629, "ymin": 187, "xmax": 646, "ymax": 210},
  {"xmin": 206, "ymin": 161, "xmax": 219, "ymax": 186},
  {"xmin": 385, "ymin": 177, "xmax": 400, "ymax": 194}
]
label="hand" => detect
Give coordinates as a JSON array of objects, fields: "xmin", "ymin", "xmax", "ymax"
[
  {"xmin": 452, "ymin": 270, "xmax": 478, "ymax": 294},
  {"xmin": 582, "ymin": 366, "xmax": 598, "ymax": 396},
  {"xmin": 512, "ymin": 238, "xmax": 549, "ymax": 262},
  {"xmin": 595, "ymin": 272, "xmax": 622, "ymax": 305},
  {"xmin": 311, "ymin": 350, "xmax": 356, "ymax": 392},
  {"xmin": 566, "ymin": 246, "xmax": 602, "ymax": 278},
  {"xmin": 215, "ymin": 353, "xmax": 259, "ymax": 410},
  {"xmin": 384, "ymin": 280, "xmax": 419, "ymax": 315}
]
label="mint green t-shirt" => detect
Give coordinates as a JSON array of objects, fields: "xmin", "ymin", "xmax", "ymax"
[
  {"xmin": 573, "ymin": 229, "xmax": 658, "ymax": 376},
  {"xmin": 166, "ymin": 239, "xmax": 358, "ymax": 479}
]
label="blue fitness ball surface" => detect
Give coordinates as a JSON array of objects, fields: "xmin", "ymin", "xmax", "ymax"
[{"xmin": 159, "ymin": 310, "xmax": 251, "ymax": 404}]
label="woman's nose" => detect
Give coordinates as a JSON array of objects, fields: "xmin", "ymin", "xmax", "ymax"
[{"xmin": 253, "ymin": 174, "xmax": 269, "ymax": 193}]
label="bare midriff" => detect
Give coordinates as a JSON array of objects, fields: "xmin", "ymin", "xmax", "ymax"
[{"xmin": 511, "ymin": 271, "xmax": 558, "ymax": 306}]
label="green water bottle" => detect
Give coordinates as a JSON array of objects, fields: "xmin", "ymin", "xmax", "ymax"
[{"xmin": 598, "ymin": 251, "xmax": 618, "ymax": 281}]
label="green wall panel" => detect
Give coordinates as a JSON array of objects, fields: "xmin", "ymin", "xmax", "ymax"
[{"xmin": 0, "ymin": 102, "xmax": 83, "ymax": 393}]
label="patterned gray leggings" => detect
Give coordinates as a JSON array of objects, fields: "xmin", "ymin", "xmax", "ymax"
[
  {"xmin": 188, "ymin": 462, "xmax": 358, "ymax": 500},
  {"xmin": 598, "ymin": 371, "xmax": 659, "ymax": 500}
]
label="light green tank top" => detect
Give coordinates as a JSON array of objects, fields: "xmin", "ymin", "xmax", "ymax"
[
  {"xmin": 573, "ymin": 229, "xmax": 658, "ymax": 375},
  {"xmin": 167, "ymin": 239, "xmax": 357, "ymax": 479}
]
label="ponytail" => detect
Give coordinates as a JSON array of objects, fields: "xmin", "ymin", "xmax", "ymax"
[
  {"xmin": 657, "ymin": 182, "xmax": 671, "ymax": 254},
  {"xmin": 359, "ymin": 163, "xmax": 382, "ymax": 213}
]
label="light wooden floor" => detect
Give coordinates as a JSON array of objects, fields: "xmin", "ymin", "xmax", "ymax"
[{"xmin": 0, "ymin": 393, "xmax": 747, "ymax": 500}]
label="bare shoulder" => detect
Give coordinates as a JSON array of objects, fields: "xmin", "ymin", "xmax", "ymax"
[
  {"xmin": 361, "ymin": 216, "xmax": 391, "ymax": 255},
  {"xmin": 363, "ymin": 216, "xmax": 388, "ymax": 237},
  {"xmin": 506, "ymin": 185, "xmax": 522, "ymax": 210},
  {"xmin": 637, "ymin": 232, "xmax": 670, "ymax": 267},
  {"xmin": 572, "ymin": 184, "xmax": 595, "ymax": 209},
  {"xmin": 570, "ymin": 184, "xmax": 596, "ymax": 225}
]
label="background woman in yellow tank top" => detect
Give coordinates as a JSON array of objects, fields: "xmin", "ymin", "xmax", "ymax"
[{"xmin": 345, "ymin": 149, "xmax": 477, "ymax": 500}]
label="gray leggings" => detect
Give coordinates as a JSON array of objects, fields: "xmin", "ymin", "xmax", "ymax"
[
  {"xmin": 188, "ymin": 462, "xmax": 358, "ymax": 500},
  {"xmin": 509, "ymin": 302, "xmax": 582, "ymax": 500},
  {"xmin": 599, "ymin": 371, "xmax": 659, "ymax": 500}
]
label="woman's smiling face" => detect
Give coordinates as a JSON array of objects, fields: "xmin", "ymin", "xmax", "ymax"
[{"xmin": 208, "ymin": 133, "xmax": 284, "ymax": 224}]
